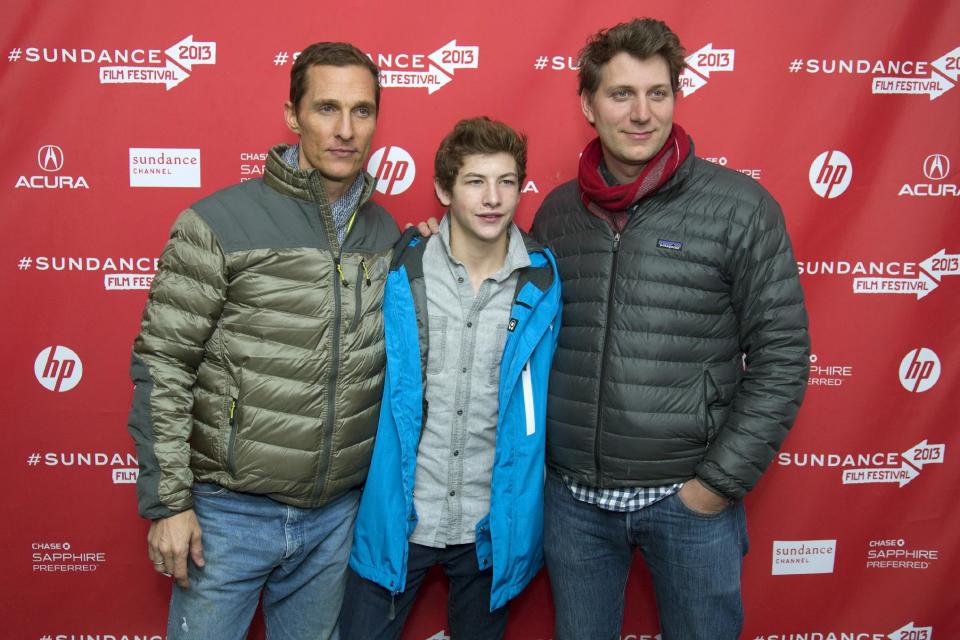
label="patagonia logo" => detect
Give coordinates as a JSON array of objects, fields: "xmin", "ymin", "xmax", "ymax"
[
  {"xmin": 657, "ymin": 239, "xmax": 683, "ymax": 251},
  {"xmin": 508, "ymin": 318, "xmax": 518, "ymax": 332}
]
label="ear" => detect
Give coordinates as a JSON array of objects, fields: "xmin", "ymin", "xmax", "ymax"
[
  {"xmin": 580, "ymin": 91, "xmax": 596, "ymax": 125},
  {"xmin": 283, "ymin": 101, "xmax": 300, "ymax": 135},
  {"xmin": 434, "ymin": 179, "xmax": 452, "ymax": 207}
]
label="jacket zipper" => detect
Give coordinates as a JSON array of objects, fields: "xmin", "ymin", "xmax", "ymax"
[
  {"xmin": 522, "ymin": 361, "xmax": 535, "ymax": 436},
  {"xmin": 227, "ymin": 398, "xmax": 238, "ymax": 475},
  {"xmin": 312, "ymin": 178, "xmax": 347, "ymax": 503},
  {"xmin": 593, "ymin": 231, "xmax": 620, "ymax": 487},
  {"xmin": 348, "ymin": 258, "xmax": 368, "ymax": 334}
]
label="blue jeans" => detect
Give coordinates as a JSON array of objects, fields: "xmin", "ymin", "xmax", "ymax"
[
  {"xmin": 543, "ymin": 471, "xmax": 748, "ymax": 640},
  {"xmin": 340, "ymin": 542, "xmax": 509, "ymax": 640},
  {"xmin": 166, "ymin": 482, "xmax": 360, "ymax": 640}
]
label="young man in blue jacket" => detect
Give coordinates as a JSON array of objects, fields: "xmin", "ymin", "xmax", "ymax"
[{"xmin": 342, "ymin": 117, "xmax": 562, "ymax": 639}]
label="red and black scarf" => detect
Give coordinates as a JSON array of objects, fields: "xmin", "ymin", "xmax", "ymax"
[{"xmin": 578, "ymin": 123, "xmax": 691, "ymax": 231}]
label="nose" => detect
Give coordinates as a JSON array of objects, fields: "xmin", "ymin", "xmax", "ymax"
[
  {"xmin": 629, "ymin": 96, "xmax": 651, "ymax": 123},
  {"xmin": 483, "ymin": 182, "xmax": 502, "ymax": 208},
  {"xmin": 335, "ymin": 112, "xmax": 354, "ymax": 141}
]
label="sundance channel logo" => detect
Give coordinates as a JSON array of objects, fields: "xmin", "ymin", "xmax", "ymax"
[
  {"xmin": 772, "ymin": 539, "xmax": 837, "ymax": 575},
  {"xmin": 129, "ymin": 148, "xmax": 201, "ymax": 188}
]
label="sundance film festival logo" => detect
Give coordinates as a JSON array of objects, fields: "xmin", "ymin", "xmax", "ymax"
[
  {"xmin": 368, "ymin": 146, "xmax": 416, "ymax": 195},
  {"xmin": 16, "ymin": 255, "xmax": 157, "ymax": 291},
  {"xmin": 271, "ymin": 41, "xmax": 478, "ymax": 95},
  {"xmin": 899, "ymin": 348, "xmax": 940, "ymax": 392},
  {"xmin": 898, "ymin": 153, "xmax": 958, "ymax": 197},
  {"xmin": 15, "ymin": 145, "xmax": 89, "ymax": 190},
  {"xmin": 809, "ymin": 150, "xmax": 852, "ymax": 198},
  {"xmin": 778, "ymin": 439, "xmax": 945, "ymax": 487},
  {"xmin": 754, "ymin": 621, "xmax": 933, "ymax": 640},
  {"xmin": 771, "ymin": 540, "xmax": 836, "ymax": 575},
  {"xmin": 129, "ymin": 148, "xmax": 201, "ymax": 188},
  {"xmin": 34, "ymin": 346, "xmax": 83, "ymax": 392},
  {"xmin": 788, "ymin": 44, "xmax": 958, "ymax": 100},
  {"xmin": 679, "ymin": 43, "xmax": 735, "ymax": 96},
  {"xmin": 26, "ymin": 451, "xmax": 139, "ymax": 484},
  {"xmin": 5, "ymin": 34, "xmax": 215, "ymax": 90}
]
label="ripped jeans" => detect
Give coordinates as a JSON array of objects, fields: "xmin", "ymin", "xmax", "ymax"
[{"xmin": 166, "ymin": 482, "xmax": 359, "ymax": 640}]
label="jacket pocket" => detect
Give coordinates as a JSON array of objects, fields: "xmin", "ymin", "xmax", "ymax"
[
  {"xmin": 703, "ymin": 359, "xmax": 743, "ymax": 442},
  {"xmin": 487, "ymin": 324, "xmax": 508, "ymax": 386},
  {"xmin": 226, "ymin": 396, "xmax": 239, "ymax": 476}
]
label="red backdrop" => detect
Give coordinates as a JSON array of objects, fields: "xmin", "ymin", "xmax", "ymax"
[{"xmin": 3, "ymin": 1, "xmax": 958, "ymax": 638}]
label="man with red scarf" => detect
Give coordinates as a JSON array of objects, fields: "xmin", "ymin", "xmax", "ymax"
[{"xmin": 530, "ymin": 18, "xmax": 809, "ymax": 640}]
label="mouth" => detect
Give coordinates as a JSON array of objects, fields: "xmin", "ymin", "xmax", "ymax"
[
  {"xmin": 624, "ymin": 130, "xmax": 655, "ymax": 141},
  {"xmin": 476, "ymin": 213, "xmax": 505, "ymax": 224},
  {"xmin": 329, "ymin": 148, "xmax": 358, "ymax": 158}
]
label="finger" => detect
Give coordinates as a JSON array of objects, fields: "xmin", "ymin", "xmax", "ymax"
[
  {"xmin": 172, "ymin": 549, "xmax": 190, "ymax": 589},
  {"xmin": 189, "ymin": 527, "xmax": 205, "ymax": 568},
  {"xmin": 403, "ymin": 222, "xmax": 413, "ymax": 229},
  {"xmin": 427, "ymin": 217, "xmax": 440, "ymax": 233},
  {"xmin": 416, "ymin": 222, "xmax": 431, "ymax": 235}
]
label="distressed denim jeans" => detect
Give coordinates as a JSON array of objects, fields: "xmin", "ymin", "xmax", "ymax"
[
  {"xmin": 166, "ymin": 482, "xmax": 360, "ymax": 640},
  {"xmin": 543, "ymin": 470, "xmax": 748, "ymax": 640}
]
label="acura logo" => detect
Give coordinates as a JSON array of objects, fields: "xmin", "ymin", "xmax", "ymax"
[
  {"xmin": 37, "ymin": 145, "xmax": 64, "ymax": 172},
  {"xmin": 922, "ymin": 154, "xmax": 949, "ymax": 181}
]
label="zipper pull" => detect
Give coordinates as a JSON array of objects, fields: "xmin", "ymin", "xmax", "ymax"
[
  {"xmin": 335, "ymin": 258, "xmax": 349, "ymax": 288},
  {"xmin": 613, "ymin": 232, "xmax": 621, "ymax": 252},
  {"xmin": 229, "ymin": 399, "xmax": 236, "ymax": 420},
  {"xmin": 388, "ymin": 592, "xmax": 396, "ymax": 621},
  {"xmin": 361, "ymin": 257, "xmax": 371, "ymax": 287}
]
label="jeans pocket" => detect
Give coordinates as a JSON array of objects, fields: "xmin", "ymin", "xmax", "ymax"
[
  {"xmin": 672, "ymin": 490, "xmax": 729, "ymax": 520},
  {"xmin": 192, "ymin": 481, "xmax": 229, "ymax": 498}
]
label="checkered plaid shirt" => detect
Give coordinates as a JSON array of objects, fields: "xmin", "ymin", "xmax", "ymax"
[{"xmin": 561, "ymin": 474, "xmax": 682, "ymax": 512}]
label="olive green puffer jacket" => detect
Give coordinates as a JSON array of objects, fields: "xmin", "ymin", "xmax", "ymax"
[{"xmin": 127, "ymin": 145, "xmax": 399, "ymax": 519}]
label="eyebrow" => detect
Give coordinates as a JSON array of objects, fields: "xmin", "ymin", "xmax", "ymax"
[
  {"xmin": 309, "ymin": 98, "xmax": 377, "ymax": 111},
  {"xmin": 461, "ymin": 172, "xmax": 518, "ymax": 179}
]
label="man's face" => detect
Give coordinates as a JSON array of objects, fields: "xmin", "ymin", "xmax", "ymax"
[
  {"xmin": 436, "ymin": 152, "xmax": 521, "ymax": 245},
  {"xmin": 581, "ymin": 52, "xmax": 675, "ymax": 182},
  {"xmin": 284, "ymin": 64, "xmax": 378, "ymax": 193}
]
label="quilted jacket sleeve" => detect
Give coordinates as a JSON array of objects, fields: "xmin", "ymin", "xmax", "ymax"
[
  {"xmin": 695, "ymin": 193, "xmax": 810, "ymax": 499},
  {"xmin": 127, "ymin": 209, "xmax": 228, "ymax": 519}
]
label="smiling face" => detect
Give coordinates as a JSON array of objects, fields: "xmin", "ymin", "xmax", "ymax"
[
  {"xmin": 283, "ymin": 63, "xmax": 378, "ymax": 201},
  {"xmin": 581, "ymin": 52, "xmax": 675, "ymax": 184},
  {"xmin": 436, "ymin": 152, "xmax": 520, "ymax": 247}
]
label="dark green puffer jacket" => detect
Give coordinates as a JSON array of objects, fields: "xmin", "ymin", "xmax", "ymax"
[
  {"xmin": 128, "ymin": 145, "xmax": 399, "ymax": 519},
  {"xmin": 532, "ymin": 148, "xmax": 809, "ymax": 500}
]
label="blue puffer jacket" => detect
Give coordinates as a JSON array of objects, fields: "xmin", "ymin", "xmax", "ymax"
[{"xmin": 349, "ymin": 228, "xmax": 562, "ymax": 611}]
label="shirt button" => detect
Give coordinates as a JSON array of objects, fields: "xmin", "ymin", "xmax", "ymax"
[
  {"xmin": 453, "ymin": 450, "xmax": 459, "ymax": 456},
  {"xmin": 457, "ymin": 409, "xmax": 463, "ymax": 416},
  {"xmin": 458, "ymin": 277, "xmax": 464, "ymax": 283},
  {"xmin": 449, "ymin": 490, "xmax": 456, "ymax": 496},
  {"xmin": 466, "ymin": 322, "xmax": 472, "ymax": 328},
  {"xmin": 462, "ymin": 367, "xmax": 467, "ymax": 373}
]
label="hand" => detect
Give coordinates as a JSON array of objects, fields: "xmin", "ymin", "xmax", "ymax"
[
  {"xmin": 403, "ymin": 217, "xmax": 440, "ymax": 237},
  {"xmin": 148, "ymin": 509, "xmax": 204, "ymax": 589},
  {"xmin": 678, "ymin": 478, "xmax": 730, "ymax": 515}
]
